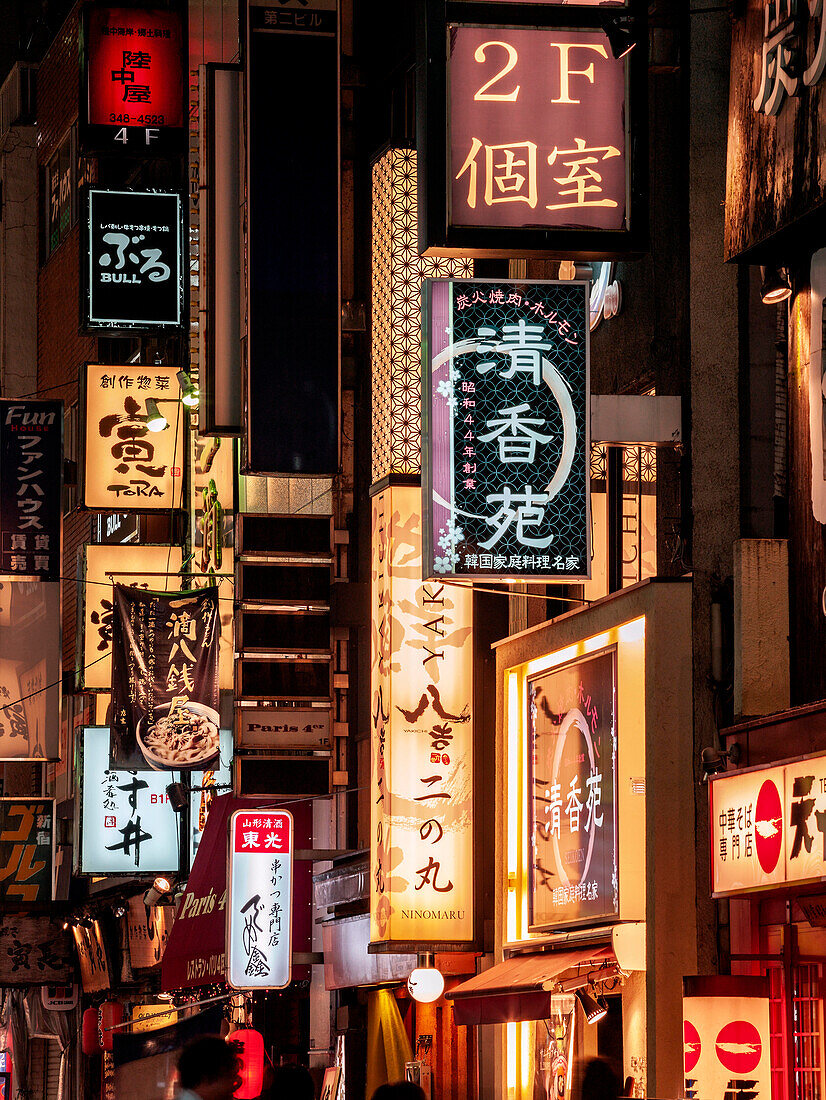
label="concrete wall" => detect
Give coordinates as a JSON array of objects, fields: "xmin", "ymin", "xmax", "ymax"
[{"xmin": 734, "ymin": 539, "xmax": 790, "ymax": 717}]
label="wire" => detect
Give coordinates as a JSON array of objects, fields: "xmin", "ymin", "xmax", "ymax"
[{"xmin": 439, "ymin": 577, "xmax": 590, "ymax": 605}]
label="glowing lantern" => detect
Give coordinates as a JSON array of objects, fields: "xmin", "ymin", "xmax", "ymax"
[
  {"xmin": 228, "ymin": 1028, "xmax": 265, "ymax": 1099},
  {"xmin": 99, "ymin": 1001, "xmax": 123, "ymax": 1052},
  {"xmin": 82, "ymin": 1007, "xmax": 102, "ymax": 1055}
]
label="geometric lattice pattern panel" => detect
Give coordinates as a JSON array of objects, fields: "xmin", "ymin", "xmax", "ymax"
[{"xmin": 371, "ymin": 148, "xmax": 472, "ymax": 483}]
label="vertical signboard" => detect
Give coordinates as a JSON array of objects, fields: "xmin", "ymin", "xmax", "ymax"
[
  {"xmin": 227, "ymin": 808, "xmax": 293, "ymax": 989},
  {"xmin": 0, "ymin": 799, "xmax": 53, "ymax": 902},
  {"xmin": 73, "ymin": 920, "xmax": 111, "ymax": 992},
  {"xmin": 0, "ymin": 401, "xmax": 62, "ymax": 579},
  {"xmin": 423, "ymin": 279, "xmax": 590, "ymax": 580},
  {"xmin": 246, "ymin": 2, "xmax": 338, "ymax": 474},
  {"xmin": 683, "ymin": 977, "xmax": 771, "ymax": 1100},
  {"xmin": 189, "ymin": 728, "xmax": 233, "ymax": 866},
  {"xmin": 81, "ymin": 6, "xmax": 186, "ymax": 153},
  {"xmin": 126, "ymin": 897, "xmax": 174, "ymax": 969},
  {"xmin": 84, "ymin": 189, "xmax": 184, "ymax": 330},
  {"xmin": 528, "ymin": 650, "xmax": 617, "ymax": 929},
  {"xmin": 370, "ymin": 484, "xmax": 474, "ymax": 946},
  {"xmin": 0, "ymin": 580, "xmax": 61, "ymax": 761}
]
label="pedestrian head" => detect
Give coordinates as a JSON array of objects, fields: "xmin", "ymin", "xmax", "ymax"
[
  {"xmin": 177, "ymin": 1035, "xmax": 240, "ymax": 1100},
  {"xmin": 270, "ymin": 1062, "xmax": 316, "ymax": 1099},
  {"xmin": 581, "ymin": 1058, "xmax": 620, "ymax": 1100}
]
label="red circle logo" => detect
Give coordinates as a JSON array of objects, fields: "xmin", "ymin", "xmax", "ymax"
[
  {"xmin": 754, "ymin": 779, "xmax": 783, "ymax": 873},
  {"xmin": 715, "ymin": 1020, "xmax": 762, "ymax": 1074},
  {"xmin": 684, "ymin": 1020, "xmax": 701, "ymax": 1074}
]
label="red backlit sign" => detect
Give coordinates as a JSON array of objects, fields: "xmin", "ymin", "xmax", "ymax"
[{"xmin": 83, "ymin": 7, "xmax": 185, "ymax": 152}]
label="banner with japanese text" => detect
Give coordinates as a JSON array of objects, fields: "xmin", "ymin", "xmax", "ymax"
[
  {"xmin": 0, "ymin": 915, "xmax": 74, "ymax": 983},
  {"xmin": 83, "ymin": 364, "xmax": 184, "ymax": 510},
  {"xmin": 528, "ymin": 649, "xmax": 617, "ymax": 929},
  {"xmin": 0, "ymin": 799, "xmax": 53, "ymax": 903},
  {"xmin": 370, "ymin": 484, "xmax": 474, "ymax": 946},
  {"xmin": 424, "ymin": 279, "xmax": 590, "ymax": 580},
  {"xmin": 73, "ymin": 920, "xmax": 111, "ymax": 992},
  {"xmin": 126, "ymin": 897, "xmax": 175, "ymax": 970},
  {"xmin": 110, "ymin": 585, "xmax": 220, "ymax": 771},
  {"xmin": 0, "ymin": 580, "xmax": 61, "ymax": 760},
  {"xmin": 0, "ymin": 400, "xmax": 62, "ymax": 579}
]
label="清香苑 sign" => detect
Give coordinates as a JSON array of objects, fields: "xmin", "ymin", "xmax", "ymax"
[
  {"xmin": 80, "ymin": 726, "xmax": 180, "ymax": 874},
  {"xmin": 370, "ymin": 484, "xmax": 474, "ymax": 946},
  {"xmin": 110, "ymin": 585, "xmax": 220, "ymax": 771},
  {"xmin": 227, "ymin": 809, "xmax": 293, "ymax": 989},
  {"xmin": 84, "ymin": 189, "xmax": 183, "ymax": 329},
  {"xmin": 0, "ymin": 580, "xmax": 61, "ymax": 761},
  {"xmin": 83, "ymin": 365, "xmax": 184, "ymax": 510},
  {"xmin": 0, "ymin": 799, "xmax": 53, "ymax": 903},
  {"xmin": 0, "ymin": 401, "xmax": 62, "ymax": 579},
  {"xmin": 424, "ymin": 279, "xmax": 589, "ymax": 580},
  {"xmin": 683, "ymin": 977, "xmax": 771, "ymax": 1100},
  {"xmin": 710, "ymin": 751, "xmax": 826, "ymax": 895},
  {"xmin": 82, "ymin": 6, "xmax": 185, "ymax": 153},
  {"xmin": 528, "ymin": 649, "xmax": 617, "ymax": 929}
]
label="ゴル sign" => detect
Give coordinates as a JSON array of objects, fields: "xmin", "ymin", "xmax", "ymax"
[
  {"xmin": 710, "ymin": 751, "xmax": 826, "ymax": 895},
  {"xmin": 0, "ymin": 799, "xmax": 53, "ymax": 903},
  {"xmin": 423, "ymin": 279, "xmax": 590, "ymax": 581},
  {"xmin": 84, "ymin": 189, "xmax": 184, "ymax": 330},
  {"xmin": 227, "ymin": 809, "xmax": 293, "ymax": 989},
  {"xmin": 82, "ymin": 6, "xmax": 185, "ymax": 152}
]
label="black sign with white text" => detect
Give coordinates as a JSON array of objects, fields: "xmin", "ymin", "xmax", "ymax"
[
  {"xmin": 84, "ymin": 189, "xmax": 184, "ymax": 330},
  {"xmin": 0, "ymin": 401, "xmax": 62, "ymax": 580}
]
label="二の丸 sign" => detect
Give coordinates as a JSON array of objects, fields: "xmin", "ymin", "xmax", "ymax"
[{"xmin": 423, "ymin": 279, "xmax": 590, "ymax": 581}]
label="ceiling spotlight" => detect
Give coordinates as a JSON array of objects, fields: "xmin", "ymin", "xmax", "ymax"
[
  {"xmin": 760, "ymin": 264, "xmax": 792, "ymax": 305},
  {"xmin": 407, "ymin": 952, "xmax": 445, "ymax": 1004},
  {"xmin": 176, "ymin": 370, "xmax": 200, "ymax": 408},
  {"xmin": 145, "ymin": 397, "xmax": 168, "ymax": 432},
  {"xmin": 113, "ymin": 905, "xmax": 126, "ymax": 919},
  {"xmin": 577, "ymin": 985, "xmax": 608, "ymax": 1024},
  {"xmin": 605, "ymin": 19, "xmax": 635, "ymax": 60},
  {"xmin": 62, "ymin": 919, "xmax": 70, "ymax": 930},
  {"xmin": 144, "ymin": 875, "xmax": 174, "ymax": 906}
]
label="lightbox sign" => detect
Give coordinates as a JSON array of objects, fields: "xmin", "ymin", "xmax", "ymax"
[
  {"xmin": 227, "ymin": 808, "xmax": 293, "ymax": 989},
  {"xmin": 82, "ymin": 365, "xmax": 184, "ymax": 510},
  {"xmin": 370, "ymin": 484, "xmax": 474, "ymax": 947},
  {"xmin": 710, "ymin": 751, "xmax": 826, "ymax": 895},
  {"xmin": 423, "ymin": 279, "xmax": 590, "ymax": 580},
  {"xmin": 682, "ymin": 977, "xmax": 771, "ymax": 1100},
  {"xmin": 0, "ymin": 799, "xmax": 53, "ymax": 903},
  {"xmin": 0, "ymin": 401, "xmax": 62, "ymax": 579},
  {"xmin": 528, "ymin": 649, "xmax": 617, "ymax": 929},
  {"xmin": 84, "ymin": 189, "xmax": 184, "ymax": 330},
  {"xmin": 79, "ymin": 726, "xmax": 180, "ymax": 875},
  {"xmin": 82, "ymin": 7, "xmax": 185, "ymax": 153}
]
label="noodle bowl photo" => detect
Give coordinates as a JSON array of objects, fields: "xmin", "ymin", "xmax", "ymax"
[{"xmin": 136, "ymin": 699, "xmax": 220, "ymax": 770}]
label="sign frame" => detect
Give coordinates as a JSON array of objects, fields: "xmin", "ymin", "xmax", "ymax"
[
  {"xmin": 417, "ymin": 0, "xmax": 648, "ymax": 259},
  {"xmin": 0, "ymin": 797, "xmax": 55, "ymax": 906}
]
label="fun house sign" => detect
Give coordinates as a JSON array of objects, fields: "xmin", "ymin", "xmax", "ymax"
[{"xmin": 423, "ymin": 279, "xmax": 589, "ymax": 581}]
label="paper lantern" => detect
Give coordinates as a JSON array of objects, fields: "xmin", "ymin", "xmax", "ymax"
[
  {"xmin": 82, "ymin": 1007, "xmax": 102, "ymax": 1055},
  {"xmin": 99, "ymin": 1001, "xmax": 123, "ymax": 1052},
  {"xmin": 229, "ymin": 1028, "xmax": 265, "ymax": 1099}
]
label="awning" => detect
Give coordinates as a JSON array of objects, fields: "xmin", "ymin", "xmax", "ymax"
[{"xmin": 446, "ymin": 945, "xmax": 613, "ymax": 1026}]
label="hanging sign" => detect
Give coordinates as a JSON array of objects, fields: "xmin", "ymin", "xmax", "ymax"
[
  {"xmin": 84, "ymin": 189, "xmax": 184, "ymax": 330},
  {"xmin": 73, "ymin": 920, "xmax": 111, "ymax": 992},
  {"xmin": 0, "ymin": 915, "xmax": 73, "ymax": 983},
  {"xmin": 370, "ymin": 484, "xmax": 474, "ymax": 946},
  {"xmin": 423, "ymin": 279, "xmax": 590, "ymax": 580},
  {"xmin": 0, "ymin": 580, "xmax": 61, "ymax": 761},
  {"xmin": 682, "ymin": 976, "xmax": 771, "ymax": 1100},
  {"xmin": 110, "ymin": 584, "xmax": 220, "ymax": 771},
  {"xmin": 0, "ymin": 401, "xmax": 62, "ymax": 579},
  {"xmin": 82, "ymin": 364, "xmax": 184, "ymax": 510},
  {"xmin": 41, "ymin": 984, "xmax": 78, "ymax": 1011},
  {"xmin": 80, "ymin": 726, "xmax": 180, "ymax": 874},
  {"xmin": 0, "ymin": 799, "xmax": 53, "ymax": 903},
  {"xmin": 126, "ymin": 897, "xmax": 175, "ymax": 969},
  {"xmin": 82, "ymin": 7, "xmax": 185, "ymax": 153},
  {"xmin": 528, "ymin": 649, "xmax": 618, "ymax": 929},
  {"xmin": 227, "ymin": 808, "xmax": 293, "ymax": 989}
]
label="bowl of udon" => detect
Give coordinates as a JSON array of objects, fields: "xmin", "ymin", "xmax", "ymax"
[{"xmin": 136, "ymin": 699, "xmax": 220, "ymax": 770}]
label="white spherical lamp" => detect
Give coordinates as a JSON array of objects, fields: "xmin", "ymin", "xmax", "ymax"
[{"xmin": 407, "ymin": 953, "xmax": 445, "ymax": 1004}]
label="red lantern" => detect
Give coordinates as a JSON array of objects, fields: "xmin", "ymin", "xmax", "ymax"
[
  {"xmin": 228, "ymin": 1028, "xmax": 265, "ymax": 1099},
  {"xmin": 82, "ymin": 1007, "xmax": 102, "ymax": 1056},
  {"xmin": 99, "ymin": 1001, "xmax": 123, "ymax": 1052}
]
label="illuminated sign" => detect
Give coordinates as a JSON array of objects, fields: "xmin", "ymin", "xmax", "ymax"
[
  {"xmin": 419, "ymin": 9, "xmax": 644, "ymax": 256},
  {"xmin": 238, "ymin": 708, "xmax": 331, "ymax": 750},
  {"xmin": 84, "ymin": 189, "xmax": 184, "ymax": 330},
  {"xmin": 80, "ymin": 544, "xmax": 184, "ymax": 692},
  {"xmin": 126, "ymin": 898, "xmax": 175, "ymax": 970},
  {"xmin": 79, "ymin": 727, "xmax": 180, "ymax": 875},
  {"xmin": 370, "ymin": 484, "xmax": 474, "ymax": 946},
  {"xmin": 82, "ymin": 364, "xmax": 184, "ymax": 510},
  {"xmin": 189, "ymin": 728, "xmax": 233, "ymax": 866},
  {"xmin": 227, "ymin": 808, "xmax": 293, "ymax": 989},
  {"xmin": 682, "ymin": 977, "xmax": 771, "ymax": 1100},
  {"xmin": 0, "ymin": 799, "xmax": 53, "ymax": 902},
  {"xmin": 0, "ymin": 580, "xmax": 61, "ymax": 761},
  {"xmin": 82, "ymin": 7, "xmax": 185, "ymax": 152},
  {"xmin": 528, "ymin": 649, "xmax": 617, "ymax": 929},
  {"xmin": 423, "ymin": 279, "xmax": 590, "ymax": 580},
  {"xmin": 710, "ymin": 751, "xmax": 826, "ymax": 895}
]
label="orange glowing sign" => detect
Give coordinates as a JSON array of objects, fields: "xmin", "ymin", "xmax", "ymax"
[{"xmin": 682, "ymin": 977, "xmax": 771, "ymax": 1100}]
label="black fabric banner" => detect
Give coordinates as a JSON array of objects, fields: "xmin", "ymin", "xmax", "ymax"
[{"xmin": 111, "ymin": 584, "xmax": 220, "ymax": 771}]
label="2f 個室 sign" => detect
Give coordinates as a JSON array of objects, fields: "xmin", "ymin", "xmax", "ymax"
[{"xmin": 227, "ymin": 809, "xmax": 293, "ymax": 989}]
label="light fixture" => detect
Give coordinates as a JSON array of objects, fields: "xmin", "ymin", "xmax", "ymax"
[
  {"xmin": 113, "ymin": 905, "xmax": 126, "ymax": 919},
  {"xmin": 407, "ymin": 952, "xmax": 445, "ymax": 1004},
  {"xmin": 145, "ymin": 397, "xmax": 168, "ymax": 432},
  {"xmin": 605, "ymin": 19, "xmax": 636, "ymax": 60},
  {"xmin": 143, "ymin": 875, "xmax": 174, "ymax": 906},
  {"xmin": 176, "ymin": 370, "xmax": 200, "ymax": 408},
  {"xmin": 577, "ymin": 985, "xmax": 608, "ymax": 1024},
  {"xmin": 759, "ymin": 264, "xmax": 792, "ymax": 304},
  {"xmin": 62, "ymin": 919, "xmax": 70, "ymax": 930},
  {"xmin": 165, "ymin": 781, "xmax": 189, "ymax": 814}
]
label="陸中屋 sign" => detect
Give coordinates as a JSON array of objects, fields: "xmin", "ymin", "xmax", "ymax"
[
  {"xmin": 227, "ymin": 809, "xmax": 293, "ymax": 989},
  {"xmin": 84, "ymin": 189, "xmax": 183, "ymax": 329},
  {"xmin": 423, "ymin": 279, "xmax": 590, "ymax": 581}
]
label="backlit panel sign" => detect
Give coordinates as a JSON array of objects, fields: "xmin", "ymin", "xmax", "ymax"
[
  {"xmin": 423, "ymin": 279, "xmax": 590, "ymax": 580},
  {"xmin": 0, "ymin": 401, "xmax": 62, "ymax": 579},
  {"xmin": 0, "ymin": 799, "xmax": 53, "ymax": 902},
  {"xmin": 370, "ymin": 484, "xmax": 474, "ymax": 946},
  {"xmin": 84, "ymin": 189, "xmax": 184, "ymax": 330},
  {"xmin": 227, "ymin": 808, "xmax": 293, "ymax": 989},
  {"xmin": 683, "ymin": 977, "xmax": 771, "ymax": 1100}
]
